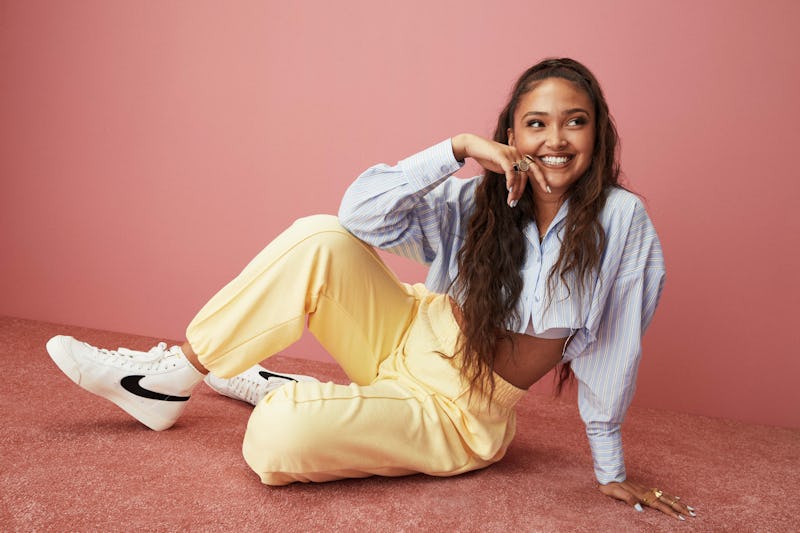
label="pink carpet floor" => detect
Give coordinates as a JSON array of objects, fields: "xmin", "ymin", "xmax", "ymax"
[{"xmin": 1, "ymin": 315, "xmax": 799, "ymax": 532}]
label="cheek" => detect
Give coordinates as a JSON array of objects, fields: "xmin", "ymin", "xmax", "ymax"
[
  {"xmin": 519, "ymin": 132, "xmax": 545, "ymax": 150},
  {"xmin": 578, "ymin": 131, "xmax": 595, "ymax": 153},
  {"xmin": 584, "ymin": 131, "xmax": 596, "ymax": 154}
]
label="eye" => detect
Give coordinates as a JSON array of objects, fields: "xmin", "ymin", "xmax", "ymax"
[
  {"xmin": 567, "ymin": 116, "xmax": 588, "ymax": 127},
  {"xmin": 526, "ymin": 119, "xmax": 545, "ymax": 128}
]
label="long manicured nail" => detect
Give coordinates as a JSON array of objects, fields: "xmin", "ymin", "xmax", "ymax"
[
  {"xmin": 634, "ymin": 503, "xmax": 643, "ymax": 512},
  {"xmin": 688, "ymin": 510, "xmax": 696, "ymax": 517},
  {"xmin": 678, "ymin": 515, "xmax": 685, "ymax": 521},
  {"xmin": 509, "ymin": 199, "xmax": 518, "ymax": 208},
  {"xmin": 546, "ymin": 185, "xmax": 552, "ymax": 193},
  {"xmin": 687, "ymin": 506, "xmax": 695, "ymax": 512}
]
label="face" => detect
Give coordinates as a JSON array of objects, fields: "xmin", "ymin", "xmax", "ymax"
[{"xmin": 507, "ymin": 77, "xmax": 595, "ymax": 195}]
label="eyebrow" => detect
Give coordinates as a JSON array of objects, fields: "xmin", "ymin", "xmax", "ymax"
[{"xmin": 522, "ymin": 108, "xmax": 591, "ymax": 118}]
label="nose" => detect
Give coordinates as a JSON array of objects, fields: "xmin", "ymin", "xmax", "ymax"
[{"xmin": 545, "ymin": 125, "xmax": 567, "ymax": 149}]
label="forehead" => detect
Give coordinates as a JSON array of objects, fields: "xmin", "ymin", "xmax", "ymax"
[{"xmin": 517, "ymin": 77, "xmax": 593, "ymax": 115}]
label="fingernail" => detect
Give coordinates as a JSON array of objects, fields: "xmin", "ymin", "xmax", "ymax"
[
  {"xmin": 509, "ymin": 200, "xmax": 518, "ymax": 208},
  {"xmin": 687, "ymin": 506, "xmax": 694, "ymax": 512},
  {"xmin": 634, "ymin": 503, "xmax": 643, "ymax": 512},
  {"xmin": 678, "ymin": 515, "xmax": 685, "ymax": 521},
  {"xmin": 546, "ymin": 185, "xmax": 552, "ymax": 193},
  {"xmin": 689, "ymin": 510, "xmax": 696, "ymax": 517}
]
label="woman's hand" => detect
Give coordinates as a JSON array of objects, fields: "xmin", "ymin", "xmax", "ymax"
[
  {"xmin": 599, "ymin": 479, "xmax": 696, "ymax": 521},
  {"xmin": 451, "ymin": 133, "xmax": 549, "ymax": 207}
]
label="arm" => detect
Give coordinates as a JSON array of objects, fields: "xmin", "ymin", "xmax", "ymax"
[
  {"xmin": 570, "ymin": 266, "xmax": 665, "ymax": 484},
  {"xmin": 338, "ymin": 134, "xmax": 551, "ymax": 263},
  {"xmin": 338, "ymin": 139, "xmax": 468, "ymax": 264},
  {"xmin": 571, "ymin": 198, "xmax": 666, "ymax": 483},
  {"xmin": 568, "ymin": 198, "xmax": 692, "ymax": 519}
]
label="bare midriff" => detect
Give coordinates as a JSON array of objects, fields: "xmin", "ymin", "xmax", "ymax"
[{"xmin": 450, "ymin": 298, "xmax": 567, "ymax": 390}]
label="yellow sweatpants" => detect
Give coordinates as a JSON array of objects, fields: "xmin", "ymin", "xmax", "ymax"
[{"xmin": 186, "ymin": 215, "xmax": 525, "ymax": 485}]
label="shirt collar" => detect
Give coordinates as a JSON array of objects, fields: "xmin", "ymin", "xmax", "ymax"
[{"xmin": 526, "ymin": 198, "xmax": 570, "ymax": 245}]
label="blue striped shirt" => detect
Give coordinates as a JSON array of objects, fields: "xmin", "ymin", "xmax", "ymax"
[{"xmin": 338, "ymin": 139, "xmax": 666, "ymax": 484}]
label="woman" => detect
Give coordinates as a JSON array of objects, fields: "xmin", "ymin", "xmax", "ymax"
[{"xmin": 46, "ymin": 58, "xmax": 692, "ymax": 520}]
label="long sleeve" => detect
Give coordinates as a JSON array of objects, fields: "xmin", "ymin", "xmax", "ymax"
[
  {"xmin": 568, "ymin": 195, "xmax": 666, "ymax": 484},
  {"xmin": 338, "ymin": 139, "xmax": 473, "ymax": 266}
]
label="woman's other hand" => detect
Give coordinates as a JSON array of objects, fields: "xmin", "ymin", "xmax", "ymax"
[
  {"xmin": 451, "ymin": 134, "xmax": 549, "ymax": 207},
  {"xmin": 599, "ymin": 479, "xmax": 697, "ymax": 521}
]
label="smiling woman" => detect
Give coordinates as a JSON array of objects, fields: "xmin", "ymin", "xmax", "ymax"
[
  {"xmin": 44, "ymin": 57, "xmax": 688, "ymax": 522},
  {"xmin": 508, "ymin": 78, "xmax": 595, "ymax": 193},
  {"xmin": 442, "ymin": 59, "xmax": 678, "ymax": 517}
]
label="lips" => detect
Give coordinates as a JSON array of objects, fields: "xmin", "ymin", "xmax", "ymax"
[{"xmin": 537, "ymin": 154, "xmax": 573, "ymax": 168}]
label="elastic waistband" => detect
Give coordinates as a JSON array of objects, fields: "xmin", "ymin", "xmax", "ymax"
[
  {"xmin": 489, "ymin": 375, "xmax": 527, "ymax": 410},
  {"xmin": 423, "ymin": 291, "xmax": 526, "ymax": 411}
]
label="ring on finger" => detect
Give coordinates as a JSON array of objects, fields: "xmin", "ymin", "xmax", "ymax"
[
  {"xmin": 641, "ymin": 488, "xmax": 663, "ymax": 506},
  {"xmin": 515, "ymin": 159, "xmax": 530, "ymax": 172}
]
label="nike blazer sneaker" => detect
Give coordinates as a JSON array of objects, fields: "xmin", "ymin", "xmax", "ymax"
[
  {"xmin": 204, "ymin": 365, "xmax": 318, "ymax": 406},
  {"xmin": 46, "ymin": 335, "xmax": 205, "ymax": 431}
]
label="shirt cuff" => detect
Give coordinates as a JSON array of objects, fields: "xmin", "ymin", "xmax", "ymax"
[
  {"xmin": 398, "ymin": 138, "xmax": 465, "ymax": 192},
  {"xmin": 586, "ymin": 424, "xmax": 626, "ymax": 484}
]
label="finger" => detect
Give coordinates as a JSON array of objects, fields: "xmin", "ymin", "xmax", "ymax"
[
  {"xmin": 526, "ymin": 156, "xmax": 551, "ymax": 194},
  {"xmin": 660, "ymin": 493, "xmax": 696, "ymax": 517},
  {"xmin": 504, "ymin": 150, "xmax": 525, "ymax": 204},
  {"xmin": 598, "ymin": 483, "xmax": 643, "ymax": 512},
  {"xmin": 510, "ymin": 166, "xmax": 527, "ymax": 203},
  {"xmin": 647, "ymin": 497, "xmax": 686, "ymax": 521},
  {"xmin": 505, "ymin": 148, "xmax": 526, "ymax": 206},
  {"xmin": 503, "ymin": 163, "xmax": 518, "ymax": 207},
  {"xmin": 637, "ymin": 488, "xmax": 686, "ymax": 522},
  {"xmin": 509, "ymin": 170, "xmax": 526, "ymax": 204}
]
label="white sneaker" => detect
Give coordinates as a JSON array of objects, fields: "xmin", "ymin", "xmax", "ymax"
[
  {"xmin": 46, "ymin": 335, "xmax": 205, "ymax": 431},
  {"xmin": 204, "ymin": 365, "xmax": 318, "ymax": 406}
]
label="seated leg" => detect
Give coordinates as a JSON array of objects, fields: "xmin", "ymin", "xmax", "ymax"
[{"xmin": 186, "ymin": 215, "xmax": 417, "ymax": 385}]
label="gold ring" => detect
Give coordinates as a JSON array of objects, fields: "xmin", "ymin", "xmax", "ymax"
[
  {"xmin": 641, "ymin": 488, "xmax": 663, "ymax": 506},
  {"xmin": 515, "ymin": 159, "xmax": 530, "ymax": 172}
]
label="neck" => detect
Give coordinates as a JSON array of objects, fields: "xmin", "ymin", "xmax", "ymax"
[{"xmin": 533, "ymin": 191, "xmax": 566, "ymax": 235}]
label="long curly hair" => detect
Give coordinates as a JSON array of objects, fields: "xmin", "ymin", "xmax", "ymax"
[{"xmin": 453, "ymin": 58, "xmax": 621, "ymax": 399}]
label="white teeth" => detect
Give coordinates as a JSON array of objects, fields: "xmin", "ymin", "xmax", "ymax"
[{"xmin": 540, "ymin": 156, "xmax": 570, "ymax": 165}]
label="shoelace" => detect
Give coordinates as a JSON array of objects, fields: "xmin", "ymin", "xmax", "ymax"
[
  {"xmin": 90, "ymin": 342, "xmax": 183, "ymax": 371},
  {"xmin": 227, "ymin": 374, "xmax": 271, "ymax": 406}
]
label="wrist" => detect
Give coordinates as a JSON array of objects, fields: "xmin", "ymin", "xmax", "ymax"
[{"xmin": 451, "ymin": 133, "xmax": 472, "ymax": 162}]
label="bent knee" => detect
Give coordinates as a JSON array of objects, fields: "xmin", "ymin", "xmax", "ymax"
[
  {"xmin": 285, "ymin": 214, "xmax": 372, "ymax": 257},
  {"xmin": 241, "ymin": 395, "xmax": 320, "ymax": 485},
  {"xmin": 289, "ymin": 214, "xmax": 347, "ymax": 236}
]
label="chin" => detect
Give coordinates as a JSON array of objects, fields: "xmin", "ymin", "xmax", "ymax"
[{"xmin": 544, "ymin": 176, "xmax": 580, "ymax": 190}]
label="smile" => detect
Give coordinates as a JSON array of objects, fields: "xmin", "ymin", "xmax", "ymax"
[{"xmin": 538, "ymin": 155, "xmax": 573, "ymax": 168}]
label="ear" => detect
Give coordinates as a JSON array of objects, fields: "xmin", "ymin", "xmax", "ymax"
[{"xmin": 507, "ymin": 128, "xmax": 515, "ymax": 147}]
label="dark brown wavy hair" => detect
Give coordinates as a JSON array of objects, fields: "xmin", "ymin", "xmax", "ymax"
[{"xmin": 453, "ymin": 58, "xmax": 621, "ymax": 399}]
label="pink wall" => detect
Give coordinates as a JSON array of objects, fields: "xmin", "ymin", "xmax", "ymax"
[{"xmin": 2, "ymin": 0, "xmax": 799, "ymax": 428}]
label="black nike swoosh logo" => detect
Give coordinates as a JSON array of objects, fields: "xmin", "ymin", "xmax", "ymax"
[
  {"xmin": 259, "ymin": 370, "xmax": 298, "ymax": 382},
  {"xmin": 120, "ymin": 375, "xmax": 191, "ymax": 402}
]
